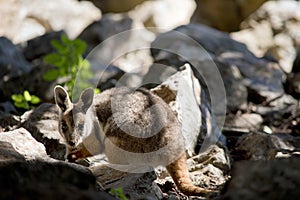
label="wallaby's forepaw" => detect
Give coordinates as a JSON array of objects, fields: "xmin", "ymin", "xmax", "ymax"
[{"xmin": 67, "ymin": 143, "xmax": 92, "ymax": 162}]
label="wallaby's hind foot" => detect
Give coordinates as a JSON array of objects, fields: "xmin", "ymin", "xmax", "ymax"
[{"xmin": 166, "ymin": 153, "xmax": 216, "ymax": 196}]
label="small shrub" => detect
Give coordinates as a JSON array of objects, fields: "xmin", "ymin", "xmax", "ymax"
[
  {"xmin": 109, "ymin": 187, "xmax": 128, "ymax": 200},
  {"xmin": 11, "ymin": 90, "xmax": 41, "ymax": 110},
  {"xmin": 43, "ymin": 34, "xmax": 99, "ymax": 100}
]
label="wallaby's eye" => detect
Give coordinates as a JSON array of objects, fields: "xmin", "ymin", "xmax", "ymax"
[
  {"xmin": 77, "ymin": 123, "xmax": 84, "ymax": 131},
  {"xmin": 61, "ymin": 122, "xmax": 68, "ymax": 132}
]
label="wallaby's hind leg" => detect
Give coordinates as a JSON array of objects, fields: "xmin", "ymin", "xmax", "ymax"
[{"xmin": 166, "ymin": 153, "xmax": 214, "ymax": 196}]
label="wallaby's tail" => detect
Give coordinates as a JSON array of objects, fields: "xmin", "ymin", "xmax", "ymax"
[{"xmin": 166, "ymin": 153, "xmax": 213, "ymax": 196}]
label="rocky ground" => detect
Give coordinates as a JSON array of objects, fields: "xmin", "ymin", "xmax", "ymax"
[{"xmin": 0, "ymin": 0, "xmax": 300, "ymax": 200}]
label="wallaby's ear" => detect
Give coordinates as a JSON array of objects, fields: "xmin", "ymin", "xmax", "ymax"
[
  {"xmin": 78, "ymin": 88, "xmax": 94, "ymax": 113},
  {"xmin": 54, "ymin": 85, "xmax": 71, "ymax": 112}
]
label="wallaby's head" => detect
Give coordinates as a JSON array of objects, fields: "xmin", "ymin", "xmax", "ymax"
[{"xmin": 54, "ymin": 85, "xmax": 94, "ymax": 148}]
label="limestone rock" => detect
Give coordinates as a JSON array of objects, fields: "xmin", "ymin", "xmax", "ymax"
[
  {"xmin": 151, "ymin": 64, "xmax": 202, "ymax": 152},
  {"xmin": 128, "ymin": 0, "xmax": 196, "ymax": 31},
  {"xmin": 0, "ymin": 0, "xmax": 101, "ymax": 43},
  {"xmin": 232, "ymin": 1, "xmax": 300, "ymax": 73},
  {"xmin": 0, "ymin": 128, "xmax": 49, "ymax": 162},
  {"xmin": 21, "ymin": 103, "xmax": 66, "ymax": 160}
]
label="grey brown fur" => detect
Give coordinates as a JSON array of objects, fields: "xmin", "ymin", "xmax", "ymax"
[{"xmin": 54, "ymin": 85, "xmax": 213, "ymax": 196}]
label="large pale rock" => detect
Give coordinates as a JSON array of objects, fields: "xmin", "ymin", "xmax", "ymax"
[
  {"xmin": 84, "ymin": 0, "xmax": 195, "ymax": 31},
  {"xmin": 0, "ymin": 0, "xmax": 101, "ymax": 43},
  {"xmin": 21, "ymin": 103, "xmax": 66, "ymax": 160},
  {"xmin": 0, "ymin": 128, "xmax": 49, "ymax": 161},
  {"xmin": 129, "ymin": 0, "xmax": 196, "ymax": 31},
  {"xmin": 232, "ymin": 1, "xmax": 300, "ymax": 73},
  {"xmin": 151, "ymin": 64, "xmax": 202, "ymax": 153}
]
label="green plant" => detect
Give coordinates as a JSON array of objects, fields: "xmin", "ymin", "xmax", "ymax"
[
  {"xmin": 43, "ymin": 34, "xmax": 99, "ymax": 100},
  {"xmin": 11, "ymin": 90, "xmax": 41, "ymax": 110},
  {"xmin": 109, "ymin": 187, "xmax": 128, "ymax": 200}
]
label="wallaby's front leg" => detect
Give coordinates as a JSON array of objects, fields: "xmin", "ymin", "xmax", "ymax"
[{"xmin": 67, "ymin": 143, "xmax": 93, "ymax": 162}]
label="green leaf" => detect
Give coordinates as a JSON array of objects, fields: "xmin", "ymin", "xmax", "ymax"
[
  {"xmin": 109, "ymin": 187, "xmax": 127, "ymax": 200},
  {"xmin": 51, "ymin": 40, "xmax": 67, "ymax": 54},
  {"xmin": 23, "ymin": 91, "xmax": 31, "ymax": 101},
  {"xmin": 14, "ymin": 101, "xmax": 29, "ymax": 110},
  {"xmin": 11, "ymin": 94, "xmax": 23, "ymax": 103},
  {"xmin": 94, "ymin": 88, "xmax": 100, "ymax": 94},
  {"xmin": 30, "ymin": 95, "xmax": 41, "ymax": 104},
  {"xmin": 43, "ymin": 69, "xmax": 59, "ymax": 81},
  {"xmin": 61, "ymin": 34, "xmax": 72, "ymax": 46},
  {"xmin": 73, "ymin": 39, "xmax": 87, "ymax": 55},
  {"xmin": 44, "ymin": 53, "xmax": 63, "ymax": 67}
]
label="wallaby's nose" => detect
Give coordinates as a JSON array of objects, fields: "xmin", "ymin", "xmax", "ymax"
[{"xmin": 68, "ymin": 141, "xmax": 76, "ymax": 146}]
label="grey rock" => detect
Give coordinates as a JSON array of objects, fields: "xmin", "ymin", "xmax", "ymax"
[
  {"xmin": 78, "ymin": 13, "xmax": 157, "ymax": 91},
  {"xmin": 151, "ymin": 24, "xmax": 285, "ymax": 112},
  {"xmin": 155, "ymin": 145, "xmax": 230, "ymax": 198},
  {"xmin": 79, "ymin": 13, "xmax": 154, "ymax": 79},
  {"xmin": 0, "ymin": 37, "xmax": 33, "ymax": 99},
  {"xmin": 78, "ymin": 14, "xmax": 133, "ymax": 53},
  {"xmin": 221, "ymin": 158, "xmax": 300, "ymax": 200},
  {"xmin": 188, "ymin": 145, "xmax": 231, "ymax": 188},
  {"xmin": 0, "ymin": 128, "xmax": 49, "ymax": 161},
  {"xmin": 225, "ymin": 113, "xmax": 263, "ymax": 131},
  {"xmin": 91, "ymin": 164, "xmax": 161, "ymax": 200},
  {"xmin": 21, "ymin": 103, "xmax": 66, "ymax": 160},
  {"xmin": 0, "ymin": 141, "xmax": 25, "ymax": 162},
  {"xmin": 253, "ymin": 94, "xmax": 298, "ymax": 124},
  {"xmin": 0, "ymin": 111, "xmax": 20, "ymax": 132},
  {"xmin": 0, "ymin": 36, "xmax": 55, "ymax": 102},
  {"xmin": 0, "ymin": 161, "xmax": 115, "ymax": 200},
  {"xmin": 0, "ymin": 101, "xmax": 18, "ymax": 114},
  {"xmin": 22, "ymin": 30, "xmax": 65, "ymax": 61},
  {"xmin": 234, "ymin": 132, "xmax": 295, "ymax": 160}
]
